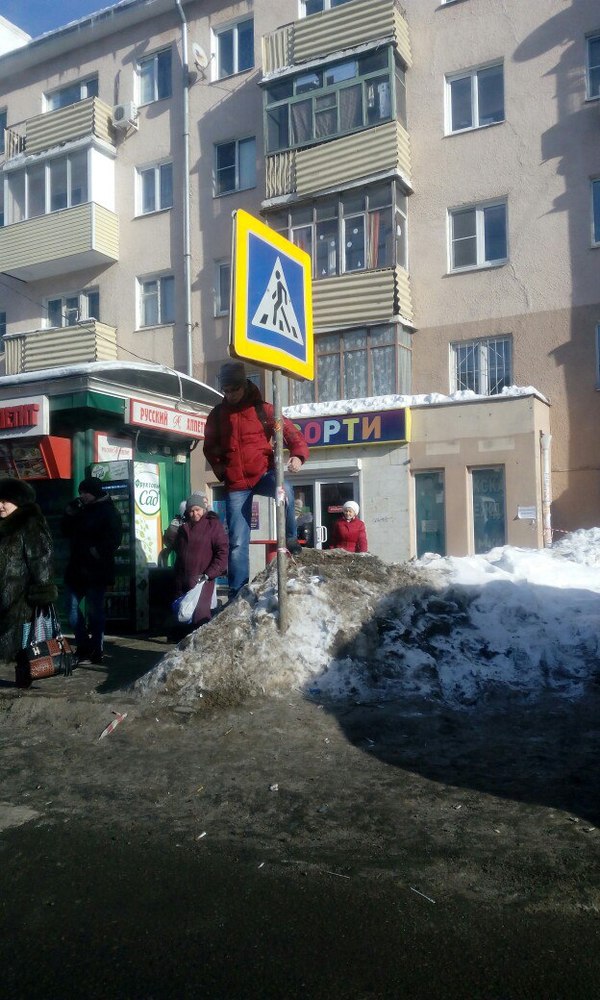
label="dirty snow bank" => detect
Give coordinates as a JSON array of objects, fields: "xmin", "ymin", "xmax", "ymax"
[{"xmin": 135, "ymin": 535, "xmax": 600, "ymax": 711}]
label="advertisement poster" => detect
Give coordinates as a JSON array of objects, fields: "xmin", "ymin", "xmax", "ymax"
[{"xmin": 133, "ymin": 463, "xmax": 162, "ymax": 630}]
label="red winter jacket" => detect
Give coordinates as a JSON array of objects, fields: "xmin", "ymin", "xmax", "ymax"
[
  {"xmin": 203, "ymin": 381, "xmax": 309, "ymax": 491},
  {"xmin": 331, "ymin": 516, "xmax": 368, "ymax": 553}
]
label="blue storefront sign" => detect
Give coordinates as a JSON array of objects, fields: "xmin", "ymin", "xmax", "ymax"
[{"xmin": 292, "ymin": 409, "xmax": 409, "ymax": 448}]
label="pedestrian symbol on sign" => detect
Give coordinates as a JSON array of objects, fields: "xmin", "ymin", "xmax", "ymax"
[{"xmin": 251, "ymin": 257, "xmax": 304, "ymax": 346}]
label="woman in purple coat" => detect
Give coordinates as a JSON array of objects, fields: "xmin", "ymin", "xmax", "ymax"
[{"xmin": 174, "ymin": 492, "xmax": 229, "ymax": 629}]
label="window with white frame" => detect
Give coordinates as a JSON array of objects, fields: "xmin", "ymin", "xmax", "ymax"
[
  {"xmin": 46, "ymin": 289, "xmax": 100, "ymax": 328},
  {"xmin": 5, "ymin": 150, "xmax": 88, "ymax": 223},
  {"xmin": 0, "ymin": 312, "xmax": 6, "ymax": 344},
  {"xmin": 587, "ymin": 34, "xmax": 600, "ymax": 99},
  {"xmin": 214, "ymin": 137, "xmax": 256, "ymax": 195},
  {"xmin": 214, "ymin": 18, "xmax": 254, "ymax": 79},
  {"xmin": 137, "ymin": 48, "xmax": 172, "ymax": 105},
  {"xmin": 0, "ymin": 177, "xmax": 4, "ymax": 228},
  {"xmin": 592, "ymin": 178, "xmax": 600, "ymax": 245},
  {"xmin": 449, "ymin": 200, "xmax": 507, "ymax": 270},
  {"xmin": 451, "ymin": 336, "xmax": 512, "ymax": 395},
  {"xmin": 45, "ymin": 77, "xmax": 98, "ymax": 112},
  {"xmin": 446, "ymin": 63, "xmax": 504, "ymax": 133},
  {"xmin": 215, "ymin": 261, "xmax": 231, "ymax": 315},
  {"xmin": 290, "ymin": 323, "xmax": 412, "ymax": 404},
  {"xmin": 596, "ymin": 324, "xmax": 600, "ymax": 385},
  {"xmin": 267, "ymin": 181, "xmax": 407, "ymax": 280},
  {"xmin": 0, "ymin": 108, "xmax": 6, "ymax": 155},
  {"xmin": 301, "ymin": 0, "xmax": 354, "ymax": 15},
  {"xmin": 136, "ymin": 162, "xmax": 173, "ymax": 215},
  {"xmin": 138, "ymin": 275, "xmax": 175, "ymax": 328}
]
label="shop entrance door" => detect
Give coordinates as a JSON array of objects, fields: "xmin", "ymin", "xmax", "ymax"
[{"xmin": 292, "ymin": 478, "xmax": 357, "ymax": 549}]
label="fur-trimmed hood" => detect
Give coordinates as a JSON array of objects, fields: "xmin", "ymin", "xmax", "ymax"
[{"xmin": 0, "ymin": 500, "xmax": 45, "ymax": 539}]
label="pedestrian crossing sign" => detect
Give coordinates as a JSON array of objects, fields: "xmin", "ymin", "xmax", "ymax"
[{"xmin": 231, "ymin": 209, "xmax": 314, "ymax": 381}]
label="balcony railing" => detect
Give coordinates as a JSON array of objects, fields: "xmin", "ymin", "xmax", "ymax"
[
  {"xmin": 262, "ymin": 0, "xmax": 411, "ymax": 75},
  {"xmin": 0, "ymin": 202, "xmax": 119, "ymax": 281},
  {"xmin": 4, "ymin": 320, "xmax": 118, "ymax": 375},
  {"xmin": 312, "ymin": 266, "xmax": 412, "ymax": 328},
  {"xmin": 3, "ymin": 97, "xmax": 114, "ymax": 162}
]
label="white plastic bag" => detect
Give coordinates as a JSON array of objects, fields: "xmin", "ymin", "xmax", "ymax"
[{"xmin": 174, "ymin": 577, "xmax": 206, "ymax": 623}]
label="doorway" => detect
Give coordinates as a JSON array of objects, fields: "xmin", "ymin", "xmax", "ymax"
[{"xmin": 293, "ymin": 477, "xmax": 357, "ymax": 549}]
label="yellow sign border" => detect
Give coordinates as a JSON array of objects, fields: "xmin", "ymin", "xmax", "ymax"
[{"xmin": 231, "ymin": 209, "xmax": 314, "ymax": 381}]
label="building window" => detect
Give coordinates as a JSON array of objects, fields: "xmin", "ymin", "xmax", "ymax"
[
  {"xmin": 587, "ymin": 34, "xmax": 600, "ymax": 99},
  {"xmin": 301, "ymin": 0, "xmax": 355, "ymax": 14},
  {"xmin": 290, "ymin": 324, "xmax": 412, "ymax": 404},
  {"xmin": 592, "ymin": 179, "xmax": 600, "ymax": 245},
  {"xmin": 415, "ymin": 471, "xmax": 446, "ymax": 558},
  {"xmin": 471, "ymin": 466, "xmax": 506, "ymax": 553},
  {"xmin": 0, "ymin": 108, "xmax": 6, "ymax": 155},
  {"xmin": 0, "ymin": 312, "xmax": 6, "ymax": 344},
  {"xmin": 138, "ymin": 275, "xmax": 175, "ymax": 328},
  {"xmin": 45, "ymin": 77, "xmax": 98, "ymax": 112},
  {"xmin": 265, "ymin": 47, "xmax": 404, "ymax": 154},
  {"xmin": 451, "ymin": 336, "xmax": 512, "ymax": 395},
  {"xmin": 0, "ymin": 176, "xmax": 4, "ymax": 228},
  {"xmin": 46, "ymin": 290, "xmax": 100, "ymax": 328},
  {"xmin": 136, "ymin": 162, "xmax": 173, "ymax": 215},
  {"xmin": 268, "ymin": 181, "xmax": 406, "ymax": 279},
  {"xmin": 5, "ymin": 150, "xmax": 88, "ymax": 223},
  {"xmin": 596, "ymin": 324, "xmax": 600, "ymax": 385},
  {"xmin": 215, "ymin": 261, "xmax": 231, "ymax": 315},
  {"xmin": 214, "ymin": 18, "xmax": 254, "ymax": 79},
  {"xmin": 214, "ymin": 137, "xmax": 256, "ymax": 195},
  {"xmin": 446, "ymin": 63, "xmax": 504, "ymax": 133},
  {"xmin": 138, "ymin": 49, "xmax": 172, "ymax": 105},
  {"xmin": 449, "ymin": 200, "xmax": 507, "ymax": 270}
]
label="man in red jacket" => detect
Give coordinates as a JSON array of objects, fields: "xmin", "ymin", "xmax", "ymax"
[
  {"xmin": 331, "ymin": 500, "xmax": 368, "ymax": 553},
  {"xmin": 203, "ymin": 360, "xmax": 309, "ymax": 597}
]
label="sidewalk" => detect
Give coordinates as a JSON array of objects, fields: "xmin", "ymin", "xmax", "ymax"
[{"xmin": 0, "ymin": 632, "xmax": 174, "ymax": 700}]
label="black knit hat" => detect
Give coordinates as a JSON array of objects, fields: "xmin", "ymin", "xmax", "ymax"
[
  {"xmin": 79, "ymin": 477, "xmax": 105, "ymax": 498},
  {"xmin": 0, "ymin": 478, "xmax": 36, "ymax": 507},
  {"xmin": 218, "ymin": 360, "xmax": 247, "ymax": 389}
]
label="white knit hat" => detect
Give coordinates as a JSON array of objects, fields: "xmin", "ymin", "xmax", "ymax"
[{"xmin": 343, "ymin": 500, "xmax": 360, "ymax": 515}]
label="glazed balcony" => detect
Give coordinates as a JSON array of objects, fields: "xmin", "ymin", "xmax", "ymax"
[
  {"xmin": 3, "ymin": 97, "xmax": 114, "ymax": 161},
  {"xmin": 265, "ymin": 120, "xmax": 411, "ymax": 201},
  {"xmin": 0, "ymin": 202, "xmax": 119, "ymax": 281},
  {"xmin": 4, "ymin": 320, "xmax": 118, "ymax": 375},
  {"xmin": 262, "ymin": 0, "xmax": 411, "ymax": 76}
]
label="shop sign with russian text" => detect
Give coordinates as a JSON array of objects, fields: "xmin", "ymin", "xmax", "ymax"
[
  {"xmin": 292, "ymin": 408, "xmax": 409, "ymax": 448},
  {"xmin": 129, "ymin": 399, "xmax": 206, "ymax": 438},
  {"xmin": 0, "ymin": 395, "xmax": 49, "ymax": 438}
]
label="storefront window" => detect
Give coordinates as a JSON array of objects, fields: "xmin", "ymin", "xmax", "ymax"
[
  {"xmin": 415, "ymin": 471, "xmax": 446, "ymax": 557},
  {"xmin": 472, "ymin": 466, "xmax": 506, "ymax": 553}
]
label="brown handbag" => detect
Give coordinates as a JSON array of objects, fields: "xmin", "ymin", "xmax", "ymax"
[{"xmin": 15, "ymin": 606, "xmax": 76, "ymax": 689}]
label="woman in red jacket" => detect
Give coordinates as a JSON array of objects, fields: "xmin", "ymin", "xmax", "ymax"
[
  {"xmin": 174, "ymin": 492, "xmax": 229, "ymax": 629},
  {"xmin": 331, "ymin": 500, "xmax": 368, "ymax": 553}
]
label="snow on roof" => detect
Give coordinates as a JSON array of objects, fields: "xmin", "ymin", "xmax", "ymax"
[{"xmin": 284, "ymin": 386, "xmax": 548, "ymax": 419}]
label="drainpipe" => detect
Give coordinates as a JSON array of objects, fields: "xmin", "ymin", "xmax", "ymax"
[
  {"xmin": 175, "ymin": 0, "xmax": 193, "ymax": 377},
  {"xmin": 540, "ymin": 432, "xmax": 552, "ymax": 547}
]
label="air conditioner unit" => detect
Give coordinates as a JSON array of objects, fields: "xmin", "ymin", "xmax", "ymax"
[{"xmin": 112, "ymin": 102, "xmax": 138, "ymax": 129}]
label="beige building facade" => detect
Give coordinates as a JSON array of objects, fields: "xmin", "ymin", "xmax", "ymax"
[{"xmin": 0, "ymin": 0, "xmax": 597, "ymax": 566}]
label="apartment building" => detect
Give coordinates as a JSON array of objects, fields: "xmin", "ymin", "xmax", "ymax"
[{"xmin": 0, "ymin": 0, "xmax": 595, "ymax": 575}]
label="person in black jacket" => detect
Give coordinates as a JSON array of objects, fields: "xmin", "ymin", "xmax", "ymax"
[
  {"xmin": 62, "ymin": 477, "xmax": 123, "ymax": 664},
  {"xmin": 0, "ymin": 478, "xmax": 58, "ymax": 663}
]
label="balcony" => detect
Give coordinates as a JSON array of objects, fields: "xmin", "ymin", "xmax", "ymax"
[
  {"xmin": 3, "ymin": 97, "xmax": 114, "ymax": 161},
  {"xmin": 313, "ymin": 266, "xmax": 412, "ymax": 328},
  {"xmin": 265, "ymin": 120, "xmax": 411, "ymax": 201},
  {"xmin": 262, "ymin": 0, "xmax": 411, "ymax": 76},
  {"xmin": 0, "ymin": 202, "xmax": 119, "ymax": 280},
  {"xmin": 4, "ymin": 320, "xmax": 118, "ymax": 375}
]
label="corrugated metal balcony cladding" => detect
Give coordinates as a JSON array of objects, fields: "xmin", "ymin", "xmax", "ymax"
[
  {"xmin": 0, "ymin": 203, "xmax": 119, "ymax": 280},
  {"xmin": 312, "ymin": 266, "xmax": 412, "ymax": 328},
  {"xmin": 4, "ymin": 321, "xmax": 117, "ymax": 375},
  {"xmin": 262, "ymin": 0, "xmax": 411, "ymax": 75},
  {"xmin": 20, "ymin": 98, "xmax": 114, "ymax": 157}
]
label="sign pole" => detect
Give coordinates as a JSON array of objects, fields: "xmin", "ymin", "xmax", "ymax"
[{"xmin": 273, "ymin": 368, "xmax": 288, "ymax": 633}]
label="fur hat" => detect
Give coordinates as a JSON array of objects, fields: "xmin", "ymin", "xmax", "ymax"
[
  {"xmin": 79, "ymin": 477, "xmax": 105, "ymax": 499},
  {"xmin": 343, "ymin": 500, "xmax": 360, "ymax": 515},
  {"xmin": 186, "ymin": 491, "xmax": 208, "ymax": 512},
  {"xmin": 0, "ymin": 478, "xmax": 35, "ymax": 507},
  {"xmin": 218, "ymin": 360, "xmax": 247, "ymax": 390}
]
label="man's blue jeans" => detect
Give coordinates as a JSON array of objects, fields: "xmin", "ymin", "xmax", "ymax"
[
  {"xmin": 225, "ymin": 469, "xmax": 297, "ymax": 595},
  {"xmin": 66, "ymin": 586, "xmax": 106, "ymax": 653}
]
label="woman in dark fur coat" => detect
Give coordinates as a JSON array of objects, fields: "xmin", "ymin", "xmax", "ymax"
[{"xmin": 0, "ymin": 478, "xmax": 58, "ymax": 662}]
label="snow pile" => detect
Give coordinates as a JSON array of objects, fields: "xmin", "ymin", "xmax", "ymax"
[{"xmin": 135, "ymin": 533, "xmax": 600, "ymax": 711}]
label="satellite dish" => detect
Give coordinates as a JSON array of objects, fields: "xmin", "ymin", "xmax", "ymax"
[{"xmin": 192, "ymin": 42, "xmax": 210, "ymax": 71}]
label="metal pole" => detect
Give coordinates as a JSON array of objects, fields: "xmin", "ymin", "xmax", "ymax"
[
  {"xmin": 175, "ymin": 0, "xmax": 193, "ymax": 376},
  {"xmin": 540, "ymin": 432, "xmax": 552, "ymax": 547},
  {"xmin": 273, "ymin": 369, "xmax": 288, "ymax": 632}
]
